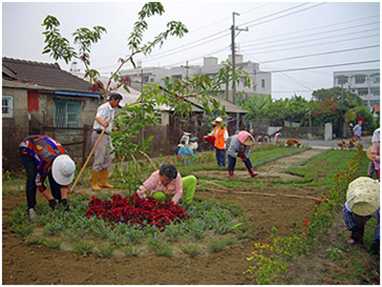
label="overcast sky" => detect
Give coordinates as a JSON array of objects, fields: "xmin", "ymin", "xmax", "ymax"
[{"xmin": 2, "ymin": 1, "xmax": 380, "ymax": 99}]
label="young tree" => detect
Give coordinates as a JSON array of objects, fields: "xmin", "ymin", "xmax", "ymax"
[{"xmin": 42, "ymin": 2, "xmax": 250, "ymax": 159}]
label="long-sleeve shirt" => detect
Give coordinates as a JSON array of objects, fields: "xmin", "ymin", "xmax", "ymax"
[
  {"xmin": 19, "ymin": 135, "xmax": 66, "ymax": 187},
  {"xmin": 227, "ymin": 135, "xmax": 250, "ymax": 158},
  {"xmin": 136, "ymin": 170, "xmax": 183, "ymax": 203}
]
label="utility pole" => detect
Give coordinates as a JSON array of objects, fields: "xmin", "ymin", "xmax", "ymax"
[
  {"xmin": 231, "ymin": 11, "xmax": 248, "ymax": 104},
  {"xmin": 231, "ymin": 12, "xmax": 248, "ymax": 132},
  {"xmin": 181, "ymin": 61, "xmax": 190, "ymax": 80},
  {"xmin": 140, "ymin": 68, "xmax": 144, "ymax": 91}
]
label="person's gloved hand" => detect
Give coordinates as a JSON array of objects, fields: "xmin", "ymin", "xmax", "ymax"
[
  {"xmin": 238, "ymin": 152, "xmax": 246, "ymax": 160},
  {"xmin": 37, "ymin": 185, "xmax": 47, "ymax": 193}
]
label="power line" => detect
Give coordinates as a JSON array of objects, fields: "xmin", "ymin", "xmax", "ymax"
[
  {"xmin": 258, "ymin": 44, "xmax": 380, "ymax": 64},
  {"xmin": 143, "ymin": 3, "xmax": 322, "ymax": 62},
  {"xmin": 243, "ymin": 3, "xmax": 326, "ymax": 30},
  {"xmin": 240, "ymin": 14, "xmax": 379, "ymax": 46},
  {"xmin": 237, "ymin": 3, "xmax": 309, "ymax": 27},
  {"xmin": 142, "ymin": 32, "xmax": 229, "ymax": 63},
  {"xmin": 240, "ymin": 20, "xmax": 379, "ymax": 48},
  {"xmin": 242, "ymin": 33, "xmax": 379, "ymax": 56},
  {"xmin": 259, "ymin": 60, "xmax": 380, "ymax": 74}
]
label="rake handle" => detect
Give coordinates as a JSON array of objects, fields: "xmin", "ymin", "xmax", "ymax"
[{"xmin": 71, "ymin": 129, "xmax": 106, "ymax": 192}]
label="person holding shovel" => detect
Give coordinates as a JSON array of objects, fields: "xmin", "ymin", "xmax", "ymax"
[
  {"xmin": 135, "ymin": 163, "xmax": 197, "ymax": 205},
  {"xmin": 227, "ymin": 130, "xmax": 258, "ymax": 177},
  {"xmin": 90, "ymin": 92, "xmax": 122, "ymax": 191},
  {"xmin": 19, "ymin": 135, "xmax": 76, "ymax": 221},
  {"xmin": 343, "ymin": 176, "xmax": 380, "ymax": 255}
]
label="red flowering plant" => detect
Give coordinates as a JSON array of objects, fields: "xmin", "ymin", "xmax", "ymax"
[{"xmin": 86, "ymin": 194, "xmax": 188, "ymax": 230}]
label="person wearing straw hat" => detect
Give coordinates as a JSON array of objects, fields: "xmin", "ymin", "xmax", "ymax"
[
  {"xmin": 367, "ymin": 127, "xmax": 380, "ymax": 180},
  {"xmin": 19, "ymin": 135, "xmax": 76, "ymax": 221},
  {"xmin": 209, "ymin": 116, "xmax": 229, "ymax": 168},
  {"xmin": 226, "ymin": 130, "xmax": 258, "ymax": 177},
  {"xmin": 91, "ymin": 92, "xmax": 122, "ymax": 190},
  {"xmin": 343, "ymin": 176, "xmax": 380, "ymax": 254}
]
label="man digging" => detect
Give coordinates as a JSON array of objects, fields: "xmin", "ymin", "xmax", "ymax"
[{"xmin": 90, "ymin": 92, "xmax": 122, "ymax": 191}]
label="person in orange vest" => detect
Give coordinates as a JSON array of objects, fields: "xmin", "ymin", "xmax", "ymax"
[{"xmin": 209, "ymin": 117, "xmax": 229, "ymax": 167}]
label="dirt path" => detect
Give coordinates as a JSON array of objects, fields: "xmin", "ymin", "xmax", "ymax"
[
  {"xmin": 194, "ymin": 149, "xmax": 323, "ymax": 181},
  {"xmin": 3, "ymin": 149, "xmax": 324, "ymax": 284}
]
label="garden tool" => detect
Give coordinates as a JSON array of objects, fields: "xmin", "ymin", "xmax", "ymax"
[
  {"xmin": 71, "ymin": 129, "xmax": 105, "ymax": 192},
  {"xmin": 98, "ymin": 169, "xmax": 114, "ymax": 188}
]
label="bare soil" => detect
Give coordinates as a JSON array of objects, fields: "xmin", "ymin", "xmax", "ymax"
[{"xmin": 1, "ymin": 149, "xmax": 356, "ymax": 284}]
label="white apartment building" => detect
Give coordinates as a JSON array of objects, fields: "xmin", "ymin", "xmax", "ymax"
[
  {"xmin": 122, "ymin": 55, "xmax": 271, "ymax": 104},
  {"xmin": 333, "ymin": 69, "xmax": 380, "ymax": 108}
]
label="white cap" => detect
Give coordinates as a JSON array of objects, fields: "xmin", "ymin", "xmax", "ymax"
[
  {"xmin": 52, "ymin": 154, "xmax": 76, "ymax": 186},
  {"xmin": 346, "ymin": 177, "xmax": 380, "ymax": 216}
]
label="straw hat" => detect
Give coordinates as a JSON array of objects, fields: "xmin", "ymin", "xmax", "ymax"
[
  {"xmin": 346, "ymin": 176, "xmax": 380, "ymax": 216},
  {"xmin": 213, "ymin": 117, "xmax": 223, "ymax": 124},
  {"xmin": 52, "ymin": 154, "xmax": 76, "ymax": 186}
]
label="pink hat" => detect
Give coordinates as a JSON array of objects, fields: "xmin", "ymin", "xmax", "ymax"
[{"xmin": 237, "ymin": 131, "xmax": 255, "ymax": 145}]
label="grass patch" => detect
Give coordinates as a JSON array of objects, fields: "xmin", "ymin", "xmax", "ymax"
[
  {"xmin": 73, "ymin": 241, "xmax": 94, "ymax": 256},
  {"xmin": 148, "ymin": 239, "xmax": 173, "ymax": 257},
  {"xmin": 208, "ymin": 238, "xmax": 236, "ymax": 253},
  {"xmin": 181, "ymin": 243, "xmax": 202, "ymax": 257}
]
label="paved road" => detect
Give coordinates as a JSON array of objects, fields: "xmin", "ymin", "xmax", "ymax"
[{"xmin": 299, "ymin": 136, "xmax": 372, "ymax": 150}]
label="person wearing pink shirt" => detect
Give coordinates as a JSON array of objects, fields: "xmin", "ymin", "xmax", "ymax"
[{"xmin": 136, "ymin": 164, "xmax": 197, "ymax": 205}]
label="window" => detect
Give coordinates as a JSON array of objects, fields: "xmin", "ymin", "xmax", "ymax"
[
  {"xmin": 354, "ymin": 75, "xmax": 366, "ymax": 84},
  {"xmin": 371, "ymin": 73, "xmax": 380, "ymax": 84},
  {"xmin": 172, "ymin": 74, "xmax": 182, "ymax": 80},
  {"xmin": 371, "ymin": 87, "xmax": 380, "ymax": 96},
  {"xmin": 2, "ymin": 96, "xmax": 13, "ymax": 118},
  {"xmin": 261, "ymin": 79, "xmax": 265, "ymax": 88},
  {"xmin": 54, "ymin": 99, "xmax": 81, "ymax": 128},
  {"xmin": 336, "ymin": 75, "xmax": 348, "ymax": 85},
  {"xmin": 356, "ymin": 88, "xmax": 369, "ymax": 95}
]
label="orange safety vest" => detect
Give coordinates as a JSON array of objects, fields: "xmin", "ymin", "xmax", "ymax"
[{"xmin": 213, "ymin": 127, "xmax": 226, "ymax": 149}]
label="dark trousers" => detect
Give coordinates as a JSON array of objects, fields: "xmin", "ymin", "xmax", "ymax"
[
  {"xmin": 20, "ymin": 155, "xmax": 61, "ymax": 209},
  {"xmin": 215, "ymin": 148, "xmax": 226, "ymax": 167},
  {"xmin": 228, "ymin": 155, "xmax": 253, "ymax": 171}
]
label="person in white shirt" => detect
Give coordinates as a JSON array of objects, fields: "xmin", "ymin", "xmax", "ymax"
[{"xmin": 91, "ymin": 92, "xmax": 122, "ymax": 191}]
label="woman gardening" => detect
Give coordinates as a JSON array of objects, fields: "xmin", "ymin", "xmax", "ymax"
[{"xmin": 135, "ymin": 164, "xmax": 197, "ymax": 206}]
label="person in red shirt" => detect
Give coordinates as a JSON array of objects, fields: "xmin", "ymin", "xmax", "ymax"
[{"xmin": 19, "ymin": 135, "xmax": 76, "ymax": 221}]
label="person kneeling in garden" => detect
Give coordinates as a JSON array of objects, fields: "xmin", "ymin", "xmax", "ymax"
[
  {"xmin": 135, "ymin": 164, "xmax": 196, "ymax": 205},
  {"xmin": 19, "ymin": 135, "xmax": 76, "ymax": 221},
  {"xmin": 343, "ymin": 176, "xmax": 380, "ymax": 255},
  {"xmin": 227, "ymin": 130, "xmax": 257, "ymax": 177}
]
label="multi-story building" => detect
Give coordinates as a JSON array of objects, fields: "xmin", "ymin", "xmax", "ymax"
[
  {"xmin": 333, "ymin": 69, "xmax": 380, "ymax": 108},
  {"xmin": 122, "ymin": 55, "xmax": 271, "ymax": 104}
]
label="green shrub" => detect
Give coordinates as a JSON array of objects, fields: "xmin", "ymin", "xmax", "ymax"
[
  {"xmin": 208, "ymin": 238, "xmax": 236, "ymax": 253},
  {"xmin": 73, "ymin": 241, "xmax": 94, "ymax": 256},
  {"xmin": 181, "ymin": 243, "xmax": 202, "ymax": 257},
  {"xmin": 95, "ymin": 244, "xmax": 114, "ymax": 258},
  {"xmin": 148, "ymin": 239, "xmax": 173, "ymax": 257}
]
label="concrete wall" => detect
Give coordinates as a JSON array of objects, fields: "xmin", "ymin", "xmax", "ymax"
[{"xmin": 2, "ymin": 87, "xmax": 29, "ymax": 170}]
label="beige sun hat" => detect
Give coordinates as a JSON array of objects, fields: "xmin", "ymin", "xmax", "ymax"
[
  {"xmin": 52, "ymin": 154, "xmax": 76, "ymax": 186},
  {"xmin": 346, "ymin": 176, "xmax": 380, "ymax": 216},
  {"xmin": 213, "ymin": 117, "xmax": 223, "ymax": 123}
]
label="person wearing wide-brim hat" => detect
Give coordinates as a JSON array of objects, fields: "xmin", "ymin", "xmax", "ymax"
[
  {"xmin": 19, "ymin": 135, "xmax": 76, "ymax": 221},
  {"xmin": 343, "ymin": 177, "xmax": 380, "ymax": 254},
  {"xmin": 226, "ymin": 130, "xmax": 257, "ymax": 177},
  {"xmin": 208, "ymin": 116, "xmax": 229, "ymax": 168}
]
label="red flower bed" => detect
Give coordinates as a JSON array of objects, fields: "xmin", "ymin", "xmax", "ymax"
[{"xmin": 86, "ymin": 193, "xmax": 188, "ymax": 230}]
